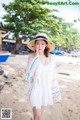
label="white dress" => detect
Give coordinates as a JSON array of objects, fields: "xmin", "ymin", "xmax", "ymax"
[{"xmin": 26, "ymin": 54, "xmax": 61, "ymax": 109}]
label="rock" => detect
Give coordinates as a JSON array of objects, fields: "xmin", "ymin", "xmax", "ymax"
[
  {"xmin": 0, "ymin": 70, "xmax": 4, "ymax": 75},
  {"xmin": 0, "ymin": 85, "xmax": 4, "ymax": 92}
]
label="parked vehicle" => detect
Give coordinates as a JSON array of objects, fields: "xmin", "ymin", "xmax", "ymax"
[
  {"xmin": 71, "ymin": 51, "xmax": 80, "ymax": 57},
  {"xmin": 50, "ymin": 49, "xmax": 65, "ymax": 55}
]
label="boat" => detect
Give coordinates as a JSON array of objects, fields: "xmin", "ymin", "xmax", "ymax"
[{"xmin": 0, "ymin": 51, "xmax": 11, "ymax": 62}]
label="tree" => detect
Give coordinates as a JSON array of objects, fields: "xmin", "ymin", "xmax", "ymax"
[
  {"xmin": 2, "ymin": 0, "xmax": 60, "ymax": 40},
  {"xmin": 56, "ymin": 21, "xmax": 80, "ymax": 49}
]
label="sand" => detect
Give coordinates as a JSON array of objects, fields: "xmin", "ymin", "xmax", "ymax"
[{"xmin": 0, "ymin": 54, "xmax": 80, "ymax": 120}]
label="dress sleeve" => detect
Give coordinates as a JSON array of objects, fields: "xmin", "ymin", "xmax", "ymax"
[
  {"xmin": 51, "ymin": 55, "xmax": 61, "ymax": 103},
  {"xmin": 25, "ymin": 54, "xmax": 39, "ymax": 81}
]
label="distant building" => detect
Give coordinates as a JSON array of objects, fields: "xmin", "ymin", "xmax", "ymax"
[
  {"xmin": 0, "ymin": 26, "xmax": 8, "ymax": 50},
  {"xmin": 2, "ymin": 39, "xmax": 32, "ymax": 54}
]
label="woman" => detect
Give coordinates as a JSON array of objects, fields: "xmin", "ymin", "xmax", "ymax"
[{"xmin": 26, "ymin": 33, "xmax": 61, "ymax": 120}]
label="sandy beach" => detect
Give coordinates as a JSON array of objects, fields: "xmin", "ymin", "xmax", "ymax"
[{"xmin": 0, "ymin": 54, "xmax": 80, "ymax": 120}]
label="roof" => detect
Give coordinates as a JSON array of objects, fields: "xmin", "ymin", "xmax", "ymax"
[
  {"xmin": 2, "ymin": 39, "xmax": 28, "ymax": 45},
  {"xmin": 0, "ymin": 26, "xmax": 8, "ymax": 34}
]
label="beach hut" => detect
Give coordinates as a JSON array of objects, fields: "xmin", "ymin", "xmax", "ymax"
[
  {"xmin": 0, "ymin": 27, "xmax": 11, "ymax": 77},
  {"xmin": 0, "ymin": 27, "xmax": 11, "ymax": 64},
  {"xmin": 0, "ymin": 26, "xmax": 7, "ymax": 51}
]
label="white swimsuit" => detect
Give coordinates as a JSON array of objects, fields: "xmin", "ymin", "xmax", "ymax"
[{"xmin": 26, "ymin": 54, "xmax": 61, "ymax": 109}]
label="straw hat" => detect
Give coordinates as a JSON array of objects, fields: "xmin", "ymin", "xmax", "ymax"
[{"xmin": 27, "ymin": 33, "xmax": 55, "ymax": 52}]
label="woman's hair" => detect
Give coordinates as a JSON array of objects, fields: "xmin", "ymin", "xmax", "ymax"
[{"xmin": 35, "ymin": 40, "xmax": 50, "ymax": 57}]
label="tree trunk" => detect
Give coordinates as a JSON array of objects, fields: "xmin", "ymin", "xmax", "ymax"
[{"xmin": 11, "ymin": 38, "xmax": 22, "ymax": 53}]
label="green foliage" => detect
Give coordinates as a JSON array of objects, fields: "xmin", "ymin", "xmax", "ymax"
[
  {"xmin": 58, "ymin": 22, "xmax": 80, "ymax": 48},
  {"xmin": 2, "ymin": 0, "xmax": 58, "ymax": 39}
]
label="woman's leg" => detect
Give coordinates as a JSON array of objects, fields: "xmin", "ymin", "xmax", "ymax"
[
  {"xmin": 32, "ymin": 107, "xmax": 42, "ymax": 120},
  {"xmin": 41, "ymin": 106, "xmax": 45, "ymax": 116},
  {"xmin": 32, "ymin": 107, "xmax": 37, "ymax": 120}
]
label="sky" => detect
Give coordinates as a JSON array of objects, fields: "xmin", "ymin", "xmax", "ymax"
[{"xmin": 0, "ymin": 0, "xmax": 80, "ymax": 31}]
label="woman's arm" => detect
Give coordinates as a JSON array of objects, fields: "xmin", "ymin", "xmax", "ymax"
[
  {"xmin": 51, "ymin": 55, "xmax": 62, "ymax": 103},
  {"xmin": 25, "ymin": 53, "xmax": 39, "ymax": 81}
]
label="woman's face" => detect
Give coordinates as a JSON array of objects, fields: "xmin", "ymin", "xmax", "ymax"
[{"xmin": 35, "ymin": 40, "xmax": 47, "ymax": 53}]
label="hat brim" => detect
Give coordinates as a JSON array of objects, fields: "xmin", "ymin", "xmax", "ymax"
[{"xmin": 27, "ymin": 39, "xmax": 55, "ymax": 52}]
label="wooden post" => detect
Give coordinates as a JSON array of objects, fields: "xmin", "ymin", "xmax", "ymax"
[{"xmin": 0, "ymin": 31, "xmax": 2, "ymax": 51}]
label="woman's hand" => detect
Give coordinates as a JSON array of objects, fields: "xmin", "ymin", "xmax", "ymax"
[{"xmin": 35, "ymin": 46, "xmax": 40, "ymax": 55}]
